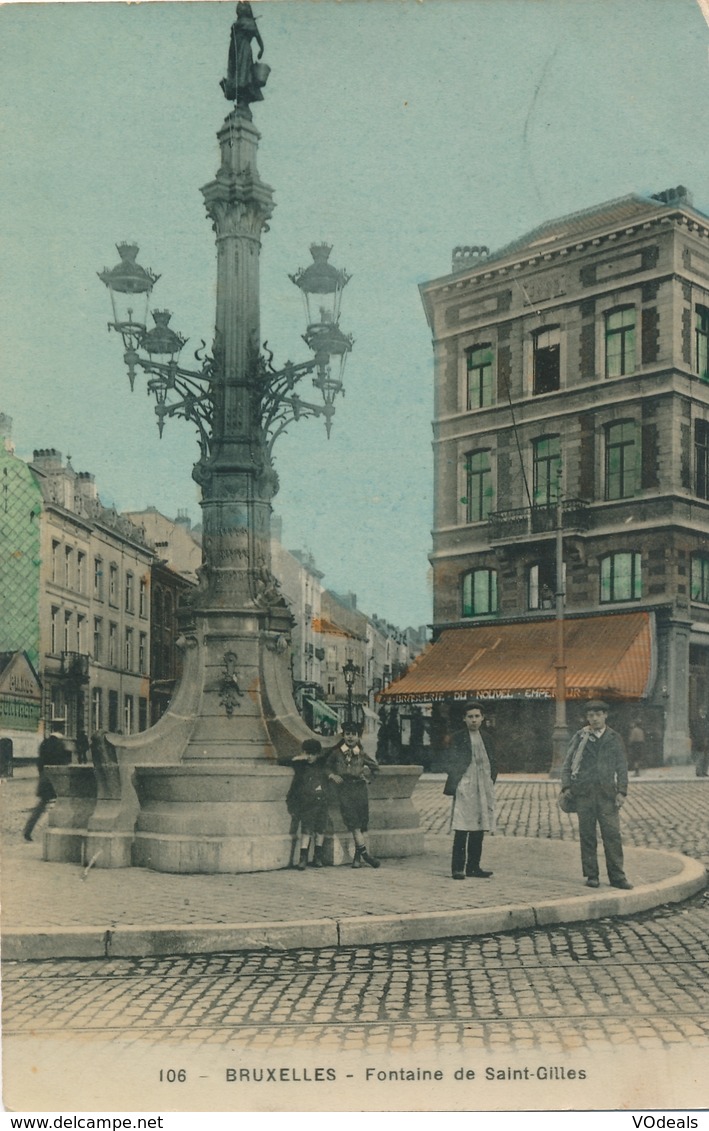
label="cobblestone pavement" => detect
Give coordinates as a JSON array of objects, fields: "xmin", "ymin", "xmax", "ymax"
[
  {"xmin": 3, "ymin": 774, "xmax": 709, "ymax": 1059},
  {"xmin": 3, "ymin": 774, "xmax": 706, "ymax": 933},
  {"xmin": 5, "ymin": 897, "xmax": 709, "ymax": 1054}
]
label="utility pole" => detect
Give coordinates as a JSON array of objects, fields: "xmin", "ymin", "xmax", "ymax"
[{"xmin": 550, "ymin": 465, "xmax": 568, "ymax": 778}]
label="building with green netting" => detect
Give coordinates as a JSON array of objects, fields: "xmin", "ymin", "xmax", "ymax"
[
  {"xmin": 1, "ymin": 416, "xmax": 159, "ymax": 758},
  {"xmin": 1, "ymin": 420, "xmax": 43, "ymax": 668},
  {"xmin": 1, "ymin": 419, "xmax": 44, "ymax": 759}
]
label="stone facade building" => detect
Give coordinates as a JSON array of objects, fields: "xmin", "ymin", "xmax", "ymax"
[
  {"xmin": 123, "ymin": 508, "xmax": 202, "ymax": 585},
  {"xmin": 32, "ymin": 449, "xmax": 155, "ymax": 745},
  {"xmin": 121, "ymin": 509, "xmax": 200, "ymax": 724},
  {"xmin": 0, "ymin": 420, "xmax": 156, "ymax": 754},
  {"xmin": 148, "ymin": 559, "xmax": 195, "ymax": 725},
  {"xmin": 382, "ymin": 187, "xmax": 709, "ymax": 769}
]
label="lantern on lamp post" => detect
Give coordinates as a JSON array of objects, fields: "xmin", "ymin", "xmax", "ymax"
[{"xmin": 342, "ymin": 658, "xmax": 359, "ymax": 729}]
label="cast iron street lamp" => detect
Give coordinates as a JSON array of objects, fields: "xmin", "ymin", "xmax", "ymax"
[
  {"xmin": 52, "ymin": 14, "xmax": 354, "ymax": 872},
  {"xmin": 342, "ymin": 658, "xmax": 358, "ymax": 727},
  {"xmin": 99, "ymin": 240, "xmax": 352, "ymax": 454},
  {"xmin": 44, "ymin": 8, "xmax": 424, "ymax": 874}
]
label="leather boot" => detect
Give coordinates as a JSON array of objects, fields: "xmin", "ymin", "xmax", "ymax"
[
  {"xmin": 297, "ymin": 848, "xmax": 308, "ymax": 871},
  {"xmin": 311, "ymin": 844, "xmax": 325, "ymax": 867},
  {"xmin": 360, "ymin": 846, "xmax": 380, "ymax": 869}
]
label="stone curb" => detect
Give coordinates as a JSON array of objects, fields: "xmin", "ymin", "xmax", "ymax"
[{"xmin": 3, "ymin": 853, "xmax": 705, "ymax": 962}]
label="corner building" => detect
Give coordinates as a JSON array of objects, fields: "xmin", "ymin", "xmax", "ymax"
[{"xmin": 387, "ymin": 187, "xmax": 709, "ymax": 768}]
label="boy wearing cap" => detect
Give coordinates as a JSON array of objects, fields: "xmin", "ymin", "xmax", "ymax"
[
  {"xmin": 326, "ymin": 723, "xmax": 381, "ymax": 869},
  {"xmin": 561, "ymin": 700, "xmax": 633, "ymax": 890},
  {"xmin": 286, "ymin": 738, "xmax": 330, "ymax": 870}
]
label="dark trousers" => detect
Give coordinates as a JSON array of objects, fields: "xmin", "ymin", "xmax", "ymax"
[
  {"xmin": 452, "ymin": 830, "xmax": 484, "ymax": 875},
  {"xmin": 23, "ymin": 798, "xmax": 50, "ymax": 839},
  {"xmin": 575, "ymin": 787, "xmax": 626, "ymax": 884}
]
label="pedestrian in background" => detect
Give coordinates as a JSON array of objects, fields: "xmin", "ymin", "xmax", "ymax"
[
  {"xmin": 90, "ymin": 732, "xmax": 105, "ymax": 765},
  {"xmin": 76, "ymin": 731, "xmax": 89, "ymax": 765},
  {"xmin": 23, "ymin": 729, "xmax": 71, "ymax": 842},
  {"xmin": 287, "ymin": 738, "xmax": 330, "ymax": 870},
  {"xmin": 561, "ymin": 700, "xmax": 633, "ymax": 890},
  {"xmin": 627, "ymin": 718, "xmax": 646, "ymax": 777},
  {"xmin": 326, "ymin": 723, "xmax": 380, "ymax": 869},
  {"xmin": 692, "ymin": 710, "xmax": 709, "ymax": 777},
  {"xmin": 444, "ymin": 700, "xmax": 497, "ymax": 880}
]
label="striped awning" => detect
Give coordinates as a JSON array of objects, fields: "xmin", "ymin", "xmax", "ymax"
[
  {"xmin": 312, "ymin": 616, "xmax": 357, "ymax": 638},
  {"xmin": 379, "ymin": 612, "xmax": 655, "ymax": 705},
  {"xmin": 304, "ymin": 696, "xmax": 340, "ymax": 729}
]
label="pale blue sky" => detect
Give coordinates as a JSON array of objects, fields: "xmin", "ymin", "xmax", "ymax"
[{"xmin": 1, "ymin": 0, "xmax": 708, "ymax": 628}]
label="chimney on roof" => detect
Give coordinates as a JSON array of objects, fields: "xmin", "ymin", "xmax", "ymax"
[
  {"xmin": 451, "ymin": 245, "xmax": 490, "ymax": 274},
  {"xmin": 651, "ymin": 185, "xmax": 692, "ymax": 207},
  {"xmin": 74, "ymin": 471, "xmax": 97, "ymax": 501},
  {"xmin": 32, "ymin": 448, "xmax": 63, "ymax": 470},
  {"xmin": 175, "ymin": 508, "xmax": 191, "ymax": 530}
]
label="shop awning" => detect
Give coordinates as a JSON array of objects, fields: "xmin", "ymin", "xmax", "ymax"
[
  {"xmin": 312, "ymin": 616, "xmax": 357, "ymax": 638},
  {"xmin": 304, "ymin": 696, "xmax": 341, "ymax": 729},
  {"xmin": 378, "ymin": 612, "xmax": 655, "ymax": 704}
]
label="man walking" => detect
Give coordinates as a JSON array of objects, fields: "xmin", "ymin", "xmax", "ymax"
[
  {"xmin": 561, "ymin": 700, "xmax": 632, "ymax": 890},
  {"xmin": 23, "ymin": 729, "xmax": 71, "ymax": 842}
]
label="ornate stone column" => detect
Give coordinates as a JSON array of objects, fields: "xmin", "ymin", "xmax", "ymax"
[{"xmin": 44, "ymin": 41, "xmax": 424, "ymax": 873}]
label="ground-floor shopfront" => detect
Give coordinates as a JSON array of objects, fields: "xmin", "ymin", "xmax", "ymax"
[
  {"xmin": 0, "ymin": 650, "xmax": 42, "ymax": 765},
  {"xmin": 380, "ymin": 608, "xmax": 701, "ymax": 772}
]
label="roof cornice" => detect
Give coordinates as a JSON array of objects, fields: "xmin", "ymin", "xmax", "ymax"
[{"xmin": 421, "ymin": 207, "xmax": 709, "ymax": 302}]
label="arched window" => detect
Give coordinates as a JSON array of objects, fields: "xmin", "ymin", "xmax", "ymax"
[
  {"xmin": 600, "ymin": 552, "xmax": 642, "ymax": 603},
  {"xmin": 695, "ymin": 420, "xmax": 709, "ymax": 499},
  {"xmin": 605, "ymin": 306, "xmax": 636, "ymax": 377},
  {"xmin": 464, "ymin": 449, "xmax": 493, "ymax": 522},
  {"xmin": 462, "ymin": 569, "xmax": 498, "ymax": 617},
  {"xmin": 466, "ymin": 343, "xmax": 494, "ymax": 409},
  {"xmin": 125, "ymin": 571, "xmax": 134, "ymax": 613},
  {"xmin": 690, "ymin": 554, "xmax": 709, "ymax": 604},
  {"xmin": 108, "ymin": 562, "xmax": 119, "ymax": 606},
  {"xmin": 528, "ymin": 561, "xmax": 566, "ymax": 610},
  {"xmin": 532, "ymin": 435, "xmax": 561, "ymax": 506},
  {"xmin": 533, "ymin": 326, "xmax": 560, "ymax": 395},
  {"xmin": 697, "ymin": 305, "xmax": 709, "ymax": 383},
  {"xmin": 605, "ymin": 420, "xmax": 637, "ymax": 500}
]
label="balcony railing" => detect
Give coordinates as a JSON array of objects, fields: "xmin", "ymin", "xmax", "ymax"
[
  {"xmin": 60, "ymin": 651, "xmax": 90, "ymax": 685},
  {"xmin": 487, "ymin": 498, "xmax": 591, "ymax": 543}
]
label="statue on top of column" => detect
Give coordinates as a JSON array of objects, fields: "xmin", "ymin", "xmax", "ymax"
[{"xmin": 220, "ymin": 2, "xmax": 269, "ymax": 118}]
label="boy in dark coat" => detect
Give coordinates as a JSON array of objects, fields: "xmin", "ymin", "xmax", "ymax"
[
  {"xmin": 287, "ymin": 738, "xmax": 330, "ymax": 869},
  {"xmin": 326, "ymin": 723, "xmax": 381, "ymax": 869}
]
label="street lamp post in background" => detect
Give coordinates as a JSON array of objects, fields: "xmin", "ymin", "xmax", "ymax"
[
  {"xmin": 342, "ymin": 659, "xmax": 358, "ymax": 728},
  {"xmin": 549, "ymin": 466, "xmax": 568, "ymax": 778}
]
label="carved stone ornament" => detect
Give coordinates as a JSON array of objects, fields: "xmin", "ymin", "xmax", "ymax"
[
  {"xmin": 263, "ymin": 631, "xmax": 289, "ymax": 654},
  {"xmin": 219, "ymin": 650, "xmax": 245, "ymax": 716},
  {"xmin": 203, "ymin": 197, "xmax": 273, "ymax": 240},
  {"xmin": 253, "ymin": 562, "xmax": 284, "ymax": 608}
]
